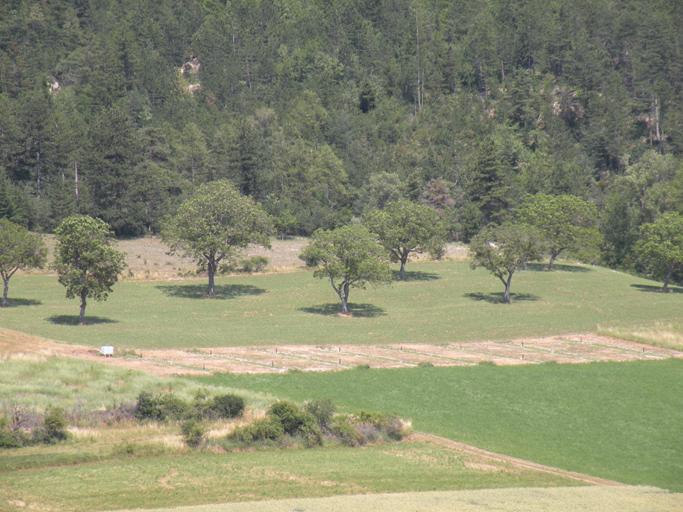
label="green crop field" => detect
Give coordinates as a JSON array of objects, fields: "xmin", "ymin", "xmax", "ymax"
[
  {"xmin": 197, "ymin": 359, "xmax": 683, "ymax": 492},
  {"xmin": 2, "ymin": 260, "xmax": 683, "ymax": 349}
]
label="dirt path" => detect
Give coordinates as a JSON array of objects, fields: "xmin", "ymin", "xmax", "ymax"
[{"xmin": 408, "ymin": 433, "xmax": 626, "ymax": 486}]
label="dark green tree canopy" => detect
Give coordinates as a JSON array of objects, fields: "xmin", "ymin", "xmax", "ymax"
[
  {"xmin": 162, "ymin": 181, "xmax": 273, "ymax": 297},
  {"xmin": 299, "ymin": 224, "xmax": 392, "ymax": 315},
  {"xmin": 363, "ymin": 199, "xmax": 446, "ymax": 280},
  {"xmin": 0, "ymin": 219, "xmax": 47, "ymax": 307},
  {"xmin": 634, "ymin": 213, "xmax": 683, "ymax": 292},
  {"xmin": 469, "ymin": 223, "xmax": 544, "ymax": 303},
  {"xmin": 53, "ymin": 215, "xmax": 126, "ymax": 324}
]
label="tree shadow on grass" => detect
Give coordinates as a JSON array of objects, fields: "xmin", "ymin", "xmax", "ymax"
[
  {"xmin": 47, "ymin": 315, "xmax": 119, "ymax": 325},
  {"xmin": 524, "ymin": 262, "xmax": 593, "ymax": 273},
  {"xmin": 631, "ymin": 284, "xmax": 683, "ymax": 294},
  {"xmin": 2, "ymin": 298, "xmax": 42, "ymax": 308},
  {"xmin": 464, "ymin": 292, "xmax": 540, "ymax": 304},
  {"xmin": 155, "ymin": 283, "xmax": 267, "ymax": 300},
  {"xmin": 299, "ymin": 302, "xmax": 387, "ymax": 318},
  {"xmin": 392, "ymin": 270, "xmax": 441, "ymax": 282}
]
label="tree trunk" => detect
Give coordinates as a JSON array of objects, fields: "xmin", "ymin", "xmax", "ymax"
[
  {"xmin": 399, "ymin": 257, "xmax": 407, "ymax": 280},
  {"xmin": 207, "ymin": 261, "xmax": 216, "ymax": 297},
  {"xmin": 2, "ymin": 277, "xmax": 8, "ymax": 307},
  {"xmin": 504, "ymin": 275, "xmax": 513, "ymax": 303},
  {"xmin": 548, "ymin": 253, "xmax": 557, "ymax": 270},
  {"xmin": 342, "ymin": 282, "xmax": 350, "ymax": 314},
  {"xmin": 663, "ymin": 264, "xmax": 673, "ymax": 292},
  {"xmin": 79, "ymin": 293, "xmax": 87, "ymax": 324}
]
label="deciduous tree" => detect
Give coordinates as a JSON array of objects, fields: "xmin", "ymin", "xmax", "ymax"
[
  {"xmin": 519, "ymin": 194, "xmax": 601, "ymax": 269},
  {"xmin": 162, "ymin": 181, "xmax": 273, "ymax": 297},
  {"xmin": 469, "ymin": 223, "xmax": 544, "ymax": 303},
  {"xmin": 53, "ymin": 215, "xmax": 126, "ymax": 324},
  {"xmin": 634, "ymin": 212, "xmax": 683, "ymax": 292},
  {"xmin": 299, "ymin": 224, "xmax": 392, "ymax": 315},
  {"xmin": 364, "ymin": 199, "xmax": 445, "ymax": 280},
  {"xmin": 0, "ymin": 218, "xmax": 46, "ymax": 307}
]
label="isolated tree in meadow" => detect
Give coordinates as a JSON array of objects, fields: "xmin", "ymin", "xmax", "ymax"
[
  {"xmin": 299, "ymin": 224, "xmax": 392, "ymax": 315},
  {"xmin": 469, "ymin": 223, "xmax": 544, "ymax": 303},
  {"xmin": 162, "ymin": 181, "xmax": 273, "ymax": 297},
  {"xmin": 0, "ymin": 219, "xmax": 47, "ymax": 307},
  {"xmin": 634, "ymin": 212, "xmax": 683, "ymax": 292},
  {"xmin": 519, "ymin": 194, "xmax": 601, "ymax": 269},
  {"xmin": 363, "ymin": 199, "xmax": 446, "ymax": 280},
  {"xmin": 54, "ymin": 216, "xmax": 126, "ymax": 324}
]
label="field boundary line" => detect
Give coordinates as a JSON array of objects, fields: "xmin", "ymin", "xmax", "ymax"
[{"xmin": 409, "ymin": 432, "xmax": 627, "ymax": 487}]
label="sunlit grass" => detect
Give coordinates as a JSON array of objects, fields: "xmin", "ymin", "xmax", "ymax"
[{"xmin": 3, "ymin": 261, "xmax": 683, "ymax": 350}]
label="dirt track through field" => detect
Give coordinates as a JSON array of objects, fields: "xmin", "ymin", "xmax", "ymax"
[
  {"xmin": 1, "ymin": 329, "xmax": 681, "ymax": 376},
  {"xmin": 409, "ymin": 433, "xmax": 626, "ymax": 486}
]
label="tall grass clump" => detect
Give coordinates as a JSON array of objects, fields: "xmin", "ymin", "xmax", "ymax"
[{"xmin": 598, "ymin": 321, "xmax": 683, "ymax": 351}]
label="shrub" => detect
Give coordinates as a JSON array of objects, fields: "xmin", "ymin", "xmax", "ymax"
[
  {"xmin": 354, "ymin": 411, "xmax": 407, "ymax": 441},
  {"xmin": 34, "ymin": 407, "xmax": 68, "ymax": 444},
  {"xmin": 157, "ymin": 394, "xmax": 190, "ymax": 420},
  {"xmin": 240, "ymin": 255, "xmax": 268, "ymax": 273},
  {"xmin": 329, "ymin": 420, "xmax": 363, "ymax": 447},
  {"xmin": 231, "ymin": 418, "xmax": 284, "ymax": 443},
  {"xmin": 264, "ymin": 401, "xmax": 323, "ymax": 446},
  {"xmin": 135, "ymin": 391, "xmax": 165, "ymax": 421},
  {"xmin": 303, "ymin": 399, "xmax": 336, "ymax": 430},
  {"xmin": 211, "ymin": 394, "xmax": 245, "ymax": 419},
  {"xmin": 180, "ymin": 419, "xmax": 205, "ymax": 448},
  {"xmin": 135, "ymin": 392, "xmax": 191, "ymax": 422}
]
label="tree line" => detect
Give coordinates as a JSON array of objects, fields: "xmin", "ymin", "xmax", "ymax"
[
  {"xmin": 3, "ymin": 183, "xmax": 680, "ymax": 320},
  {"xmin": 1, "ymin": 0, "xmax": 682, "ymax": 278}
]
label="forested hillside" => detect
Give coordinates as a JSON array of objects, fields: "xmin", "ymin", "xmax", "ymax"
[{"xmin": 1, "ymin": 0, "xmax": 682, "ymax": 270}]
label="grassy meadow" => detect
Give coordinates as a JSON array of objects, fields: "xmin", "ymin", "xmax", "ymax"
[
  {"xmin": 2, "ymin": 260, "xmax": 683, "ymax": 350},
  {"xmin": 198, "ymin": 359, "xmax": 683, "ymax": 492}
]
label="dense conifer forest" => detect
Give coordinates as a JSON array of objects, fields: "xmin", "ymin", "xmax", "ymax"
[{"xmin": 1, "ymin": 0, "xmax": 682, "ymax": 271}]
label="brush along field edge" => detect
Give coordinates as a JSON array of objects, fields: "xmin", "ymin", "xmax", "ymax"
[{"xmin": 110, "ymin": 486, "xmax": 682, "ymax": 512}]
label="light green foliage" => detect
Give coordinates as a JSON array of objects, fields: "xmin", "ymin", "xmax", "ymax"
[
  {"xmin": 162, "ymin": 181, "xmax": 273, "ymax": 297},
  {"xmin": 299, "ymin": 224, "xmax": 392, "ymax": 314},
  {"xmin": 364, "ymin": 199, "xmax": 446, "ymax": 279},
  {"xmin": 0, "ymin": 218, "xmax": 47, "ymax": 306},
  {"xmin": 519, "ymin": 194, "xmax": 601, "ymax": 269},
  {"xmin": 634, "ymin": 212, "xmax": 683, "ymax": 291},
  {"xmin": 469, "ymin": 223, "xmax": 544, "ymax": 302},
  {"xmin": 53, "ymin": 215, "xmax": 126, "ymax": 324}
]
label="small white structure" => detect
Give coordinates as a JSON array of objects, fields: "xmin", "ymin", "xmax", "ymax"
[{"xmin": 100, "ymin": 346, "xmax": 114, "ymax": 357}]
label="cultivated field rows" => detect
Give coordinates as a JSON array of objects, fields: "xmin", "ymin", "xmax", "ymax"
[{"xmin": 8, "ymin": 329, "xmax": 680, "ymax": 376}]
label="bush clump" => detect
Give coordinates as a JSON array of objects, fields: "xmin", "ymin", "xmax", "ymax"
[
  {"xmin": 231, "ymin": 418, "xmax": 284, "ymax": 444},
  {"xmin": 180, "ymin": 419, "xmax": 205, "ymax": 448},
  {"xmin": 33, "ymin": 407, "xmax": 69, "ymax": 444},
  {"xmin": 240, "ymin": 255, "xmax": 268, "ymax": 273},
  {"xmin": 211, "ymin": 394, "xmax": 245, "ymax": 419},
  {"xmin": 353, "ymin": 411, "xmax": 408, "ymax": 441},
  {"xmin": 135, "ymin": 391, "xmax": 247, "ymax": 423}
]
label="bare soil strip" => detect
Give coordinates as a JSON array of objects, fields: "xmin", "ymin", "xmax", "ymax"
[
  {"xmin": 1, "ymin": 329, "xmax": 681, "ymax": 376},
  {"xmin": 408, "ymin": 433, "xmax": 626, "ymax": 486}
]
